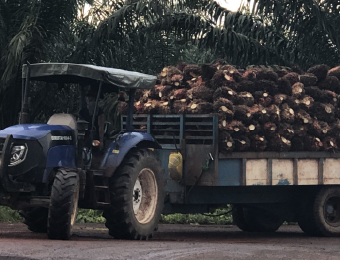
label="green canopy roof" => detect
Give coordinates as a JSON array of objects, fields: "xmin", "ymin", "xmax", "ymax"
[{"xmin": 22, "ymin": 63, "xmax": 157, "ymax": 89}]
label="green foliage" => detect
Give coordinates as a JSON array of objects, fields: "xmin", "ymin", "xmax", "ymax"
[
  {"xmin": 161, "ymin": 206, "xmax": 233, "ymax": 225},
  {"xmin": 30, "ymin": 83, "xmax": 80, "ymax": 124},
  {"xmin": 0, "ymin": 207, "xmax": 107, "ymax": 224},
  {"xmin": 0, "ymin": 206, "xmax": 22, "ymax": 223},
  {"xmin": 99, "ymin": 92, "xmax": 121, "ymax": 135},
  {"xmin": 0, "ymin": 0, "xmax": 87, "ymax": 127},
  {"xmin": 76, "ymin": 209, "xmax": 106, "ymax": 223},
  {"xmin": 2, "ymin": 0, "xmax": 340, "ymax": 128},
  {"xmin": 0, "ymin": 206, "xmax": 234, "ymax": 225},
  {"xmin": 178, "ymin": 43, "xmax": 220, "ymax": 65},
  {"xmin": 248, "ymin": 0, "xmax": 340, "ymax": 68}
]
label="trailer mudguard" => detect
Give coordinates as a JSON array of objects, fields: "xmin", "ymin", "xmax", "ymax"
[
  {"xmin": 42, "ymin": 145, "xmax": 76, "ymax": 182},
  {"xmin": 101, "ymin": 132, "xmax": 161, "ymax": 177}
]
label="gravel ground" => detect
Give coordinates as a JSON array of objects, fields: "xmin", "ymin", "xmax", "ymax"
[{"xmin": 0, "ymin": 223, "xmax": 338, "ymax": 260}]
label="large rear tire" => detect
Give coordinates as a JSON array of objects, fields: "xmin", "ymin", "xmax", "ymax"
[
  {"xmin": 232, "ymin": 205, "xmax": 255, "ymax": 232},
  {"xmin": 297, "ymin": 194, "xmax": 322, "ymax": 236},
  {"xmin": 47, "ymin": 168, "xmax": 79, "ymax": 240},
  {"xmin": 232, "ymin": 205, "xmax": 283, "ymax": 232},
  {"xmin": 19, "ymin": 207, "xmax": 48, "ymax": 233},
  {"xmin": 103, "ymin": 148, "xmax": 165, "ymax": 240},
  {"xmin": 244, "ymin": 207, "xmax": 284, "ymax": 232}
]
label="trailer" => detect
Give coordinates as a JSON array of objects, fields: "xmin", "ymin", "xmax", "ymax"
[{"xmin": 122, "ymin": 113, "xmax": 340, "ymax": 237}]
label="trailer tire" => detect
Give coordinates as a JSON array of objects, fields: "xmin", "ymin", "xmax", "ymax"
[
  {"xmin": 297, "ymin": 194, "xmax": 321, "ymax": 236},
  {"xmin": 312, "ymin": 187, "xmax": 340, "ymax": 236},
  {"xmin": 47, "ymin": 168, "xmax": 79, "ymax": 240},
  {"xmin": 19, "ymin": 207, "xmax": 48, "ymax": 233},
  {"xmin": 244, "ymin": 207, "xmax": 284, "ymax": 232},
  {"xmin": 103, "ymin": 148, "xmax": 165, "ymax": 240},
  {"xmin": 232, "ymin": 205, "xmax": 256, "ymax": 232}
]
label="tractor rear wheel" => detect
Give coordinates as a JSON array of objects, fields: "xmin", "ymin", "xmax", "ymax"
[
  {"xmin": 47, "ymin": 168, "xmax": 79, "ymax": 240},
  {"xmin": 103, "ymin": 148, "xmax": 165, "ymax": 240}
]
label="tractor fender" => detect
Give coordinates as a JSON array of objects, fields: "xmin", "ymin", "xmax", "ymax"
[
  {"xmin": 42, "ymin": 145, "xmax": 77, "ymax": 182},
  {"xmin": 101, "ymin": 132, "xmax": 161, "ymax": 177}
]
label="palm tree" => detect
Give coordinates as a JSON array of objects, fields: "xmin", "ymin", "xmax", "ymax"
[
  {"xmin": 78, "ymin": 0, "xmax": 292, "ymax": 72},
  {"xmin": 2, "ymin": 0, "xmax": 340, "ymax": 128},
  {"xmin": 244, "ymin": 0, "xmax": 340, "ymax": 68},
  {"xmin": 0, "ymin": 0, "xmax": 90, "ymax": 127},
  {"xmin": 82, "ymin": 0, "xmax": 340, "ymax": 71}
]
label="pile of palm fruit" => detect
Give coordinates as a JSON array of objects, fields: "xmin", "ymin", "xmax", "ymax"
[{"xmin": 118, "ymin": 61, "xmax": 340, "ymax": 153}]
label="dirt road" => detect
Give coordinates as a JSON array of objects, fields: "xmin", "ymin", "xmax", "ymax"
[{"xmin": 0, "ymin": 223, "xmax": 339, "ymax": 260}]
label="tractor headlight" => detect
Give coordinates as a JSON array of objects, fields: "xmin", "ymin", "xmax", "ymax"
[{"xmin": 9, "ymin": 144, "xmax": 27, "ymax": 166}]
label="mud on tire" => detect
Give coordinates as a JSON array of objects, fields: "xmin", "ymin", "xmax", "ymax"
[
  {"xmin": 103, "ymin": 148, "xmax": 165, "ymax": 240},
  {"xmin": 47, "ymin": 168, "xmax": 79, "ymax": 240}
]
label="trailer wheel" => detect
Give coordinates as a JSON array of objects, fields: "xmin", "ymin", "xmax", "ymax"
[
  {"xmin": 19, "ymin": 207, "xmax": 48, "ymax": 233},
  {"xmin": 103, "ymin": 148, "xmax": 165, "ymax": 240},
  {"xmin": 297, "ymin": 194, "xmax": 321, "ymax": 236},
  {"xmin": 232, "ymin": 205, "xmax": 255, "ymax": 232},
  {"xmin": 312, "ymin": 187, "xmax": 340, "ymax": 236},
  {"xmin": 244, "ymin": 207, "xmax": 284, "ymax": 232},
  {"xmin": 47, "ymin": 168, "xmax": 79, "ymax": 240}
]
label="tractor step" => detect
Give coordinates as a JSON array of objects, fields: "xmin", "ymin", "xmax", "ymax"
[
  {"xmin": 88, "ymin": 170, "xmax": 111, "ymax": 208},
  {"xmin": 95, "ymin": 185, "xmax": 110, "ymax": 190},
  {"xmin": 96, "ymin": 202, "xmax": 111, "ymax": 206}
]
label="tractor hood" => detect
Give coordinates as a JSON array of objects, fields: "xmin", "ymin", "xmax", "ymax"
[{"xmin": 0, "ymin": 124, "xmax": 72, "ymax": 140}]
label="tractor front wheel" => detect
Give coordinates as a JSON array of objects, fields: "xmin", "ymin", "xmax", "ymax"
[{"xmin": 47, "ymin": 168, "xmax": 79, "ymax": 240}]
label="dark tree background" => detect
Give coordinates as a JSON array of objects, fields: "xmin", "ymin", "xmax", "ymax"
[{"xmin": 1, "ymin": 0, "xmax": 339, "ymax": 128}]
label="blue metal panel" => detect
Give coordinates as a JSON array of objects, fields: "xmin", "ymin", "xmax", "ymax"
[
  {"xmin": 45, "ymin": 145, "xmax": 76, "ymax": 168},
  {"xmin": 0, "ymin": 124, "xmax": 71, "ymax": 140},
  {"xmin": 218, "ymin": 159, "xmax": 241, "ymax": 186}
]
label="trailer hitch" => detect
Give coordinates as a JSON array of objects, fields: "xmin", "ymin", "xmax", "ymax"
[
  {"xmin": 187, "ymin": 153, "xmax": 214, "ymax": 197},
  {"xmin": 202, "ymin": 153, "xmax": 214, "ymax": 171}
]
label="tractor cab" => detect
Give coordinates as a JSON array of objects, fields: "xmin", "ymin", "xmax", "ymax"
[{"xmin": 19, "ymin": 63, "xmax": 158, "ymax": 166}]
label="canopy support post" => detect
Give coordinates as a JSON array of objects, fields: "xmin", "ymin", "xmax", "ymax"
[
  {"xmin": 20, "ymin": 62, "xmax": 31, "ymax": 124},
  {"xmin": 126, "ymin": 89, "xmax": 135, "ymax": 132}
]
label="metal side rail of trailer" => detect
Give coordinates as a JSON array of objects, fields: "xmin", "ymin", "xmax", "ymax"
[{"xmin": 121, "ymin": 114, "xmax": 340, "ymax": 216}]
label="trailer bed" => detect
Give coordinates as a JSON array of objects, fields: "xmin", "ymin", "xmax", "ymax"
[{"xmin": 122, "ymin": 114, "xmax": 340, "ymax": 188}]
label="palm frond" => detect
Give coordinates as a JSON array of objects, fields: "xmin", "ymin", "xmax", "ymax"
[{"xmin": 250, "ymin": 0, "xmax": 340, "ymax": 68}]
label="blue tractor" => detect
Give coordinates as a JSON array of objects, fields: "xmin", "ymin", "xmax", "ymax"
[{"xmin": 0, "ymin": 63, "xmax": 164, "ymax": 240}]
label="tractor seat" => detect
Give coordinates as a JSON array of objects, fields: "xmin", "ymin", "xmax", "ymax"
[{"xmin": 47, "ymin": 113, "xmax": 77, "ymax": 130}]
